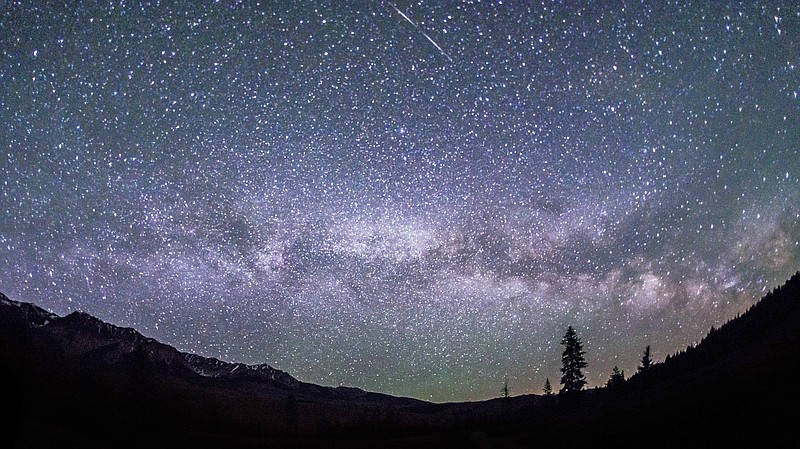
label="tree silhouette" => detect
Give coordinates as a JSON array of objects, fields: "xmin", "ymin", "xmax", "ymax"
[
  {"xmin": 560, "ymin": 326, "xmax": 587, "ymax": 393},
  {"xmin": 638, "ymin": 345, "xmax": 653, "ymax": 372},
  {"xmin": 502, "ymin": 377, "xmax": 509, "ymax": 398},
  {"xmin": 606, "ymin": 365, "xmax": 625, "ymax": 388},
  {"xmin": 543, "ymin": 377, "xmax": 553, "ymax": 396}
]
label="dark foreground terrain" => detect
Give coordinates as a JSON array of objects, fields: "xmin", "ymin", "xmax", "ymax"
[{"xmin": 2, "ymin": 272, "xmax": 800, "ymax": 448}]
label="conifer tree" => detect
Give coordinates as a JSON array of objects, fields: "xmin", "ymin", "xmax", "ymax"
[
  {"xmin": 606, "ymin": 366, "xmax": 625, "ymax": 388},
  {"xmin": 543, "ymin": 377, "xmax": 553, "ymax": 396},
  {"xmin": 559, "ymin": 326, "xmax": 587, "ymax": 393},
  {"xmin": 638, "ymin": 345, "xmax": 653, "ymax": 372}
]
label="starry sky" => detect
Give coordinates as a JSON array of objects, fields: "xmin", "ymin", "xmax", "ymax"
[{"xmin": 1, "ymin": 1, "xmax": 799, "ymax": 402}]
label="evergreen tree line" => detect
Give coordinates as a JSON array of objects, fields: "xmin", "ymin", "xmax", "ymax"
[
  {"xmin": 533, "ymin": 273, "xmax": 800, "ymax": 396},
  {"xmin": 535, "ymin": 327, "xmax": 653, "ymax": 396}
]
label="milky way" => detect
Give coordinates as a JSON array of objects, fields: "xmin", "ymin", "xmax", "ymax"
[{"xmin": 1, "ymin": 1, "xmax": 799, "ymax": 402}]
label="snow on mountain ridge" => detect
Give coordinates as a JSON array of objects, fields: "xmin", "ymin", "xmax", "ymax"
[
  {"xmin": 0, "ymin": 292, "xmax": 381, "ymax": 401},
  {"xmin": 182, "ymin": 353, "xmax": 301, "ymax": 387},
  {"xmin": 0, "ymin": 292, "xmax": 58, "ymax": 327}
]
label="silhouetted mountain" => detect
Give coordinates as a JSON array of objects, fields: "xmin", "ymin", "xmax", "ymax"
[
  {"xmin": 0, "ymin": 291, "xmax": 531, "ymax": 448},
  {"xmin": 2, "ymin": 271, "xmax": 800, "ymax": 448},
  {"xmin": 0, "ymin": 292, "xmax": 432, "ymax": 403}
]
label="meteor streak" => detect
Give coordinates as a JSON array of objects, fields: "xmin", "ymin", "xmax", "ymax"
[{"xmin": 388, "ymin": 2, "xmax": 454, "ymax": 63}]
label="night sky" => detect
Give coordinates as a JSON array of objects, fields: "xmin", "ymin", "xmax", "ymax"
[{"xmin": 1, "ymin": 1, "xmax": 799, "ymax": 402}]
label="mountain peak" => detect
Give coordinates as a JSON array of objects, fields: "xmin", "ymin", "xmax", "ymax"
[
  {"xmin": 0, "ymin": 293, "xmax": 58, "ymax": 328},
  {"xmin": 0, "ymin": 293, "xmax": 361, "ymax": 400},
  {"xmin": 57, "ymin": 309, "xmax": 145, "ymax": 341}
]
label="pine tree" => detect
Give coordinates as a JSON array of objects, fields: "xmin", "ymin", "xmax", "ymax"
[
  {"xmin": 638, "ymin": 345, "xmax": 653, "ymax": 372},
  {"xmin": 502, "ymin": 378, "xmax": 509, "ymax": 398},
  {"xmin": 606, "ymin": 365, "xmax": 625, "ymax": 388},
  {"xmin": 559, "ymin": 326, "xmax": 587, "ymax": 393},
  {"xmin": 543, "ymin": 377, "xmax": 553, "ymax": 396}
]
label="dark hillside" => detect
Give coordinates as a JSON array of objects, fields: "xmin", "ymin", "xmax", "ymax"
[
  {"xmin": 531, "ymin": 271, "xmax": 800, "ymax": 448},
  {"xmin": 2, "ymin": 271, "xmax": 800, "ymax": 448}
]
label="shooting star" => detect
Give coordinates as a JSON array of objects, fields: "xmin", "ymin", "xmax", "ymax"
[{"xmin": 388, "ymin": 2, "xmax": 454, "ymax": 63}]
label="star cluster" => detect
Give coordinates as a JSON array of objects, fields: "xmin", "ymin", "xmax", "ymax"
[{"xmin": 1, "ymin": 1, "xmax": 799, "ymax": 402}]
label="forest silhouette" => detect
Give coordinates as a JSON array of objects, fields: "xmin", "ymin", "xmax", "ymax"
[{"xmin": 1, "ymin": 271, "xmax": 799, "ymax": 448}]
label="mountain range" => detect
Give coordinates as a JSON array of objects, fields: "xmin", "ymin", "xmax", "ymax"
[{"xmin": 2, "ymin": 271, "xmax": 799, "ymax": 448}]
